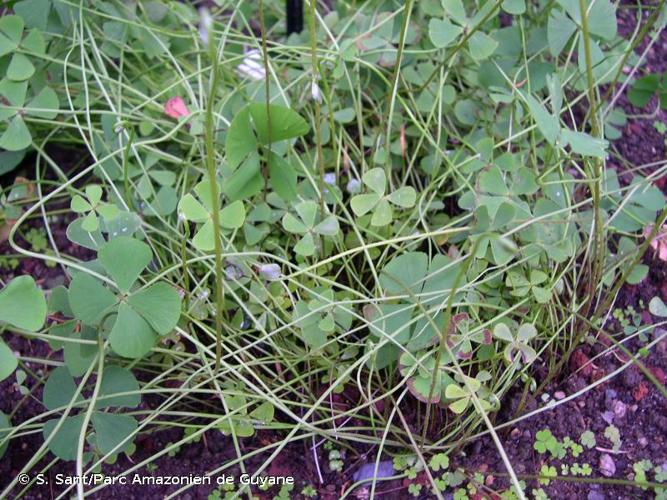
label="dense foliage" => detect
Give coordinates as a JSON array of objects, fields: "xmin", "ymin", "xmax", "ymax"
[{"xmin": 0, "ymin": 0, "xmax": 666, "ymax": 497}]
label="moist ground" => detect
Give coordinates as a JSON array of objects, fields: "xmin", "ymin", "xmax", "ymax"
[{"xmin": 1, "ymin": 3, "xmax": 666, "ymax": 500}]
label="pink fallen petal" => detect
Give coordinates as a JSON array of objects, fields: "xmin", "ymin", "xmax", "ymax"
[
  {"xmin": 644, "ymin": 223, "xmax": 667, "ymax": 262},
  {"xmin": 164, "ymin": 97, "xmax": 190, "ymax": 119},
  {"xmin": 660, "ymin": 243, "xmax": 667, "ymax": 262}
]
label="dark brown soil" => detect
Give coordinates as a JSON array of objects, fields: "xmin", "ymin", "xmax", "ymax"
[
  {"xmin": 1, "ymin": 3, "xmax": 666, "ymax": 500},
  {"xmin": 450, "ymin": 254, "xmax": 667, "ymax": 500}
]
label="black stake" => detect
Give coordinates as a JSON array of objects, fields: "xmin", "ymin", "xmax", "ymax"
[{"xmin": 286, "ymin": 0, "xmax": 303, "ymax": 35}]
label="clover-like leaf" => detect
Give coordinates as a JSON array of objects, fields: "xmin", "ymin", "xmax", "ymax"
[
  {"xmin": 98, "ymin": 237, "xmax": 152, "ymax": 292},
  {"xmin": 6, "ymin": 53, "xmax": 35, "ymax": 81},
  {"xmin": 96, "ymin": 365, "xmax": 140, "ymax": 409},
  {"xmin": 69, "ymin": 273, "xmax": 117, "ymax": 325},
  {"xmin": 350, "ymin": 193, "xmax": 380, "ymax": 217},
  {"xmin": 525, "ymin": 93, "xmax": 559, "ymax": 146},
  {"xmin": 445, "ymin": 384, "xmax": 471, "ymax": 414},
  {"xmin": 371, "ymin": 198, "xmax": 393, "ymax": 226},
  {"xmin": 70, "ymin": 185, "xmax": 119, "ymax": 233},
  {"xmin": 43, "ymin": 365, "xmax": 82, "ymax": 411},
  {"xmin": 468, "ymin": 31, "xmax": 498, "ymax": 61},
  {"xmin": 127, "ymin": 282, "xmax": 181, "ymax": 335},
  {"xmin": 293, "ymin": 288, "xmax": 352, "ymax": 349},
  {"xmin": 494, "ymin": 322, "xmax": 538, "ymax": 364},
  {"xmin": 388, "ymin": 187, "xmax": 417, "ymax": 208},
  {"xmin": 224, "ymin": 103, "xmax": 308, "ymax": 201},
  {"xmin": 282, "ymin": 200, "xmax": 339, "ymax": 256},
  {"xmin": 0, "ymin": 115, "xmax": 31, "ymax": 151},
  {"xmin": 249, "ymin": 401, "xmax": 274, "ymax": 424},
  {"xmin": 179, "ymin": 180, "xmax": 246, "ymax": 252},
  {"xmin": 429, "ymin": 18, "xmax": 462, "ymax": 48},
  {"xmin": 179, "ymin": 193, "xmax": 208, "ymax": 222},
  {"xmin": 649, "ymin": 296, "xmax": 667, "ymax": 317},
  {"xmin": 363, "ymin": 168, "xmax": 386, "ymax": 195},
  {"xmin": 350, "ymin": 168, "xmax": 416, "ymax": 226},
  {"xmin": 399, "ymin": 351, "xmax": 455, "ymax": 403},
  {"xmin": 62, "ymin": 325, "xmax": 97, "ymax": 377},
  {"xmin": 246, "ymin": 103, "xmax": 310, "ymax": 144},
  {"xmin": 561, "ymin": 129, "xmax": 608, "ymax": 158},
  {"xmin": 0, "ymin": 276, "xmax": 46, "ymax": 332},
  {"xmin": 109, "ymin": 303, "xmax": 157, "ymax": 359},
  {"xmin": 42, "ymin": 366, "xmax": 141, "ymax": 460},
  {"xmin": 90, "ymin": 412, "xmax": 138, "ymax": 455},
  {"xmin": 43, "ymin": 414, "xmax": 86, "ymax": 461},
  {"xmin": 0, "ymin": 339, "xmax": 18, "ymax": 382},
  {"xmin": 68, "ymin": 238, "xmax": 181, "ymax": 359},
  {"xmin": 0, "ymin": 16, "xmax": 24, "ymax": 58},
  {"xmin": 447, "ymin": 313, "xmax": 491, "ymax": 360},
  {"xmin": 430, "ymin": 453, "xmax": 450, "ymax": 472}
]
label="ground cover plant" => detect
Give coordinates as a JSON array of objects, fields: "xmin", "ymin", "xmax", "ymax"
[{"xmin": 0, "ymin": 0, "xmax": 666, "ymax": 498}]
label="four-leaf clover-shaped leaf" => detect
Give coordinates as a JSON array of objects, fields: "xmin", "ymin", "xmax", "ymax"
[
  {"xmin": 71, "ymin": 185, "xmax": 119, "ymax": 232},
  {"xmin": 282, "ymin": 200, "xmax": 339, "ymax": 256},
  {"xmin": 428, "ymin": 4, "xmax": 498, "ymax": 61},
  {"xmin": 444, "ymin": 375, "xmax": 492, "ymax": 414},
  {"xmin": 178, "ymin": 179, "xmax": 245, "ymax": 252},
  {"xmin": 399, "ymin": 350, "xmax": 456, "ymax": 404},
  {"xmin": 0, "ymin": 78, "xmax": 58, "ymax": 151},
  {"xmin": 506, "ymin": 269, "xmax": 552, "ymax": 304},
  {"xmin": 68, "ymin": 237, "xmax": 182, "ymax": 359},
  {"xmin": 0, "ymin": 16, "xmax": 47, "ymax": 80},
  {"xmin": 292, "ymin": 288, "xmax": 352, "ymax": 349},
  {"xmin": 42, "ymin": 365, "xmax": 141, "ymax": 461},
  {"xmin": 224, "ymin": 103, "xmax": 309, "ymax": 202},
  {"xmin": 350, "ymin": 168, "xmax": 416, "ymax": 227},
  {"xmin": 0, "ymin": 16, "xmax": 58, "ymax": 151},
  {"xmin": 493, "ymin": 322, "xmax": 537, "ymax": 364},
  {"xmin": 218, "ymin": 382, "xmax": 275, "ymax": 438},
  {"xmin": 446, "ymin": 312, "xmax": 492, "ymax": 360}
]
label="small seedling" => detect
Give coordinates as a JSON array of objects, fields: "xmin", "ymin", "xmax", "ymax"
[
  {"xmin": 274, "ymin": 482, "xmax": 294, "ymax": 499},
  {"xmin": 532, "ymin": 488, "xmax": 550, "ymax": 500},
  {"xmin": 539, "ymin": 464, "xmax": 557, "ymax": 485},
  {"xmin": 563, "ymin": 436, "xmax": 583, "ymax": 457},
  {"xmin": 534, "ymin": 429, "xmax": 565, "ymax": 458},
  {"xmin": 429, "ymin": 452, "xmax": 449, "ymax": 472},
  {"xmin": 328, "ymin": 448, "xmax": 344, "ymax": 472},
  {"xmin": 570, "ymin": 463, "xmax": 592, "ymax": 476},
  {"xmin": 408, "ymin": 483, "xmax": 422, "ymax": 496},
  {"xmin": 301, "ymin": 484, "xmax": 317, "ymax": 498},
  {"xmin": 604, "ymin": 424, "xmax": 622, "ymax": 452},
  {"xmin": 580, "ymin": 430, "xmax": 596, "ymax": 449},
  {"xmin": 453, "ymin": 488, "xmax": 469, "ymax": 500},
  {"xmin": 633, "ymin": 460, "xmax": 653, "ymax": 490}
]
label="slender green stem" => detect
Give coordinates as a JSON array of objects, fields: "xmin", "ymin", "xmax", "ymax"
[
  {"xmin": 383, "ymin": 0, "xmax": 415, "ymax": 186},
  {"xmin": 258, "ymin": 0, "xmax": 272, "ymax": 198},
  {"xmin": 204, "ymin": 20, "xmax": 225, "ymax": 372},
  {"xmin": 76, "ymin": 333, "xmax": 104, "ymax": 499},
  {"xmin": 306, "ymin": 0, "xmax": 326, "ymax": 214},
  {"xmin": 578, "ymin": 0, "xmax": 604, "ymax": 320},
  {"xmin": 422, "ymin": 235, "xmax": 484, "ymax": 442},
  {"xmin": 122, "ymin": 127, "xmax": 135, "ymax": 208}
]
